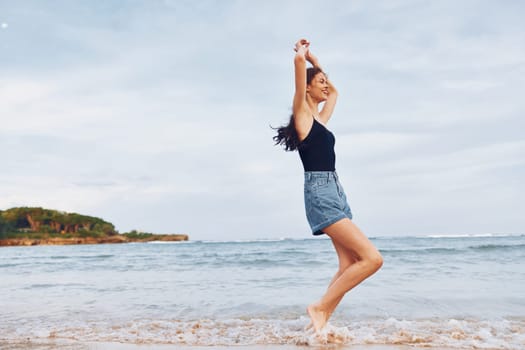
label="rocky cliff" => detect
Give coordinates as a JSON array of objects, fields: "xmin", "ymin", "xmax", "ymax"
[{"xmin": 0, "ymin": 234, "xmax": 189, "ymax": 246}]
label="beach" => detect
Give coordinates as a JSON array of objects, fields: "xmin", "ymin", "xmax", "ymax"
[
  {"xmin": 0, "ymin": 342, "xmax": 454, "ymax": 350},
  {"xmin": 1, "ymin": 235, "xmax": 524, "ymax": 349}
]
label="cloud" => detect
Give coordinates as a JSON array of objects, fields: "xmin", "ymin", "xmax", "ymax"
[{"xmin": 1, "ymin": 1, "xmax": 524, "ymax": 239}]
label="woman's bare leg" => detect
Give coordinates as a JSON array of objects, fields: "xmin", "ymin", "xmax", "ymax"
[
  {"xmin": 324, "ymin": 240, "xmax": 360, "ymax": 319},
  {"xmin": 307, "ymin": 219, "xmax": 383, "ymax": 332},
  {"xmin": 305, "ymin": 240, "xmax": 358, "ymax": 329}
]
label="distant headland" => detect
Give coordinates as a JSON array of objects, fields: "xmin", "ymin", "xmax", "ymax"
[{"xmin": 0, "ymin": 207, "xmax": 188, "ymax": 246}]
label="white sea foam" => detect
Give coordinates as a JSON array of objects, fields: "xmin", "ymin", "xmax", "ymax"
[
  {"xmin": 2, "ymin": 317, "xmax": 524, "ymax": 348},
  {"xmin": 425, "ymin": 233, "xmax": 523, "ymax": 238},
  {"xmin": 198, "ymin": 237, "xmax": 297, "ymax": 244}
]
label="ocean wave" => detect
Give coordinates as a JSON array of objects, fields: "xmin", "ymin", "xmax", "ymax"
[
  {"xmin": 22, "ymin": 282, "xmax": 87, "ymax": 290},
  {"xmin": 197, "ymin": 237, "xmax": 299, "ymax": 244},
  {"xmin": 380, "ymin": 243, "xmax": 525, "ymax": 255},
  {"xmin": 47, "ymin": 254, "xmax": 115, "ymax": 260},
  {"xmin": 381, "ymin": 247, "xmax": 461, "ymax": 254},
  {"xmin": 470, "ymin": 243, "xmax": 525, "ymax": 251},
  {"xmin": 181, "ymin": 234, "xmax": 525, "ymax": 245},
  {"xmin": 140, "ymin": 234, "xmax": 525, "ymax": 246},
  {"xmin": 2, "ymin": 317, "xmax": 523, "ymax": 349},
  {"xmin": 424, "ymin": 233, "xmax": 524, "ymax": 238},
  {"xmin": 145, "ymin": 241, "xmax": 191, "ymax": 244}
]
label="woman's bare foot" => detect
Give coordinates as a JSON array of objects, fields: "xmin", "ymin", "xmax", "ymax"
[{"xmin": 307, "ymin": 303, "xmax": 327, "ymax": 332}]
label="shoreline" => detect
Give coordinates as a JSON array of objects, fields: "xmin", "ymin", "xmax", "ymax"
[
  {"xmin": 0, "ymin": 341, "xmax": 456, "ymax": 350},
  {"xmin": 0, "ymin": 234, "xmax": 188, "ymax": 247}
]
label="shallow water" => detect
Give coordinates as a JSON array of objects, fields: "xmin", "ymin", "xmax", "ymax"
[{"xmin": 1, "ymin": 234, "xmax": 524, "ymax": 348}]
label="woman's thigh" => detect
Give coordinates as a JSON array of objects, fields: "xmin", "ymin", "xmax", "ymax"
[{"xmin": 323, "ymin": 218, "xmax": 380, "ymax": 260}]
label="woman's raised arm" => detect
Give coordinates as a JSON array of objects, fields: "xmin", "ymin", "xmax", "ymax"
[
  {"xmin": 305, "ymin": 50, "xmax": 338, "ymax": 123},
  {"xmin": 293, "ymin": 39, "xmax": 313, "ymax": 141},
  {"xmin": 319, "ymin": 77, "xmax": 338, "ymax": 123},
  {"xmin": 293, "ymin": 39, "xmax": 309, "ymax": 117}
]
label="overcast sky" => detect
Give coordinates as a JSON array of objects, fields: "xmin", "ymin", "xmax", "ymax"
[{"xmin": 1, "ymin": 0, "xmax": 524, "ymax": 241}]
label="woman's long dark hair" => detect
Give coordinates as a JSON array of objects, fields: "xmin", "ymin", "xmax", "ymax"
[{"xmin": 272, "ymin": 67, "xmax": 324, "ymax": 151}]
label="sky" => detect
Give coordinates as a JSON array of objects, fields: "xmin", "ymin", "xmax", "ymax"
[{"xmin": 1, "ymin": 0, "xmax": 524, "ymax": 241}]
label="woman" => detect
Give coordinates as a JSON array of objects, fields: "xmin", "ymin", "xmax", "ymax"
[{"xmin": 273, "ymin": 39, "xmax": 383, "ymax": 333}]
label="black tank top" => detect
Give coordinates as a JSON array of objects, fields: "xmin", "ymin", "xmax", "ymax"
[{"xmin": 298, "ymin": 118, "xmax": 336, "ymax": 171}]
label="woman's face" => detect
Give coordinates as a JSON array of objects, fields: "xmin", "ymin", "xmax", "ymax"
[{"xmin": 307, "ymin": 72, "xmax": 329, "ymax": 103}]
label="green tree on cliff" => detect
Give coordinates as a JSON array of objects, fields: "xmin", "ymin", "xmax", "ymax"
[
  {"xmin": 0, "ymin": 213, "xmax": 8, "ymax": 239},
  {"xmin": 0, "ymin": 207, "xmax": 116, "ymax": 236}
]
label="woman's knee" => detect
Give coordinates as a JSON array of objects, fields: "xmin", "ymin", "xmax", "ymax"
[{"xmin": 367, "ymin": 251, "xmax": 383, "ymax": 272}]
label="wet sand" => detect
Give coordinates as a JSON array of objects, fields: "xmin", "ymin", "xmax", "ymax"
[
  {"xmin": 89, "ymin": 345, "xmax": 450, "ymax": 350},
  {"xmin": 87, "ymin": 345, "xmax": 437, "ymax": 350},
  {"xmin": 0, "ymin": 340, "xmax": 456, "ymax": 350}
]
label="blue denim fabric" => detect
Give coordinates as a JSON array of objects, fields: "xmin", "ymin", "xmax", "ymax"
[{"xmin": 304, "ymin": 171, "xmax": 353, "ymax": 236}]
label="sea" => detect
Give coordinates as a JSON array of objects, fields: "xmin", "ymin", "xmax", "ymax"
[{"xmin": 1, "ymin": 234, "xmax": 524, "ymax": 349}]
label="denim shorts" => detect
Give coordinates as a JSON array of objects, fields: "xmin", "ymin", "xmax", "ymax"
[{"xmin": 304, "ymin": 171, "xmax": 353, "ymax": 236}]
